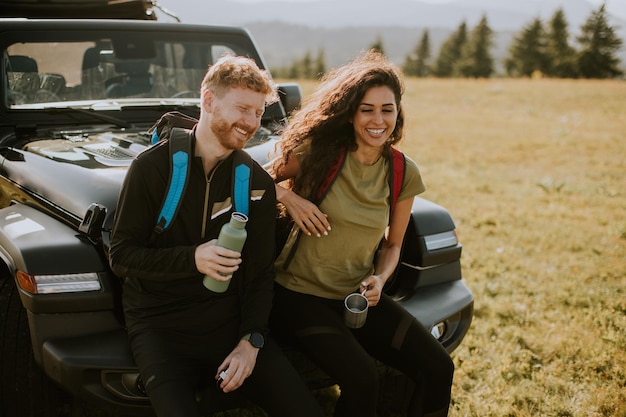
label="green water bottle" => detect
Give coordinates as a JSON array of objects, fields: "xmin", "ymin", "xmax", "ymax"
[{"xmin": 203, "ymin": 212, "xmax": 248, "ymax": 293}]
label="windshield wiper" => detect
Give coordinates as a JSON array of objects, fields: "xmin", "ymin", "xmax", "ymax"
[
  {"xmin": 49, "ymin": 108, "xmax": 132, "ymax": 129},
  {"xmin": 130, "ymin": 103, "xmax": 200, "ymax": 117}
]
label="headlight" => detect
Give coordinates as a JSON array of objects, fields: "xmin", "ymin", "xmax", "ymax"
[
  {"xmin": 424, "ymin": 230, "xmax": 458, "ymax": 251},
  {"xmin": 17, "ymin": 270, "xmax": 102, "ymax": 294}
]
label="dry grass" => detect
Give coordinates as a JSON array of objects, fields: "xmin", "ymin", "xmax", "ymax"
[
  {"xmin": 401, "ymin": 78, "xmax": 626, "ymax": 417},
  {"xmin": 231, "ymin": 78, "xmax": 626, "ymax": 417}
]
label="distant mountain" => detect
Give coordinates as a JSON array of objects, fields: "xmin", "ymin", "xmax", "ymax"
[
  {"xmin": 240, "ymin": 22, "xmax": 520, "ymax": 73},
  {"xmin": 157, "ymin": 0, "xmax": 621, "ymax": 30},
  {"xmin": 154, "ymin": 0, "xmax": 626, "ymax": 73}
]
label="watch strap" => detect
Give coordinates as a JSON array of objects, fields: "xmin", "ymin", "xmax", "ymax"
[{"xmin": 241, "ymin": 332, "xmax": 264, "ymax": 348}]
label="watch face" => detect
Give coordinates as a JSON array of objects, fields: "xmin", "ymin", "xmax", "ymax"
[{"xmin": 250, "ymin": 332, "xmax": 264, "ymax": 348}]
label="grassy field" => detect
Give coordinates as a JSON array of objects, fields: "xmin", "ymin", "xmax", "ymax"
[
  {"xmin": 223, "ymin": 78, "xmax": 626, "ymax": 417},
  {"xmin": 399, "ymin": 78, "xmax": 626, "ymax": 417}
]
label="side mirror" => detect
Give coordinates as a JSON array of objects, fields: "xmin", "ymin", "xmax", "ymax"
[{"xmin": 277, "ymin": 82, "xmax": 302, "ymax": 116}]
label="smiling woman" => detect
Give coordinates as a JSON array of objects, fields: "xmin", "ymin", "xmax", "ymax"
[{"xmin": 268, "ymin": 50, "xmax": 455, "ymax": 417}]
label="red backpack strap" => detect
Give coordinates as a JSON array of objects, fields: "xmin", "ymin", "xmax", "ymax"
[
  {"xmin": 314, "ymin": 147, "xmax": 404, "ymax": 210},
  {"xmin": 388, "ymin": 148, "xmax": 406, "ymax": 215},
  {"xmin": 314, "ymin": 147, "xmax": 348, "ymax": 203},
  {"xmin": 283, "ymin": 147, "xmax": 347, "ymax": 270},
  {"xmin": 282, "ymin": 147, "xmax": 405, "ymax": 270}
]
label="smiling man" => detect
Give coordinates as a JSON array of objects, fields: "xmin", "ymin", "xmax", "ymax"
[{"xmin": 109, "ymin": 55, "xmax": 324, "ymax": 417}]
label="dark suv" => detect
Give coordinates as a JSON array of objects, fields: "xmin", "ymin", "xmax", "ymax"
[{"xmin": 0, "ymin": 16, "xmax": 473, "ymax": 417}]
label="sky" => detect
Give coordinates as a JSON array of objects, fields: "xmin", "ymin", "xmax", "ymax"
[
  {"xmin": 229, "ymin": 0, "xmax": 626, "ymax": 21},
  {"xmin": 576, "ymin": 0, "xmax": 626, "ymax": 19}
]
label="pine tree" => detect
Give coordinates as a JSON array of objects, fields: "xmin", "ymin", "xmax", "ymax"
[
  {"xmin": 434, "ymin": 21, "xmax": 468, "ymax": 77},
  {"xmin": 288, "ymin": 62, "xmax": 299, "ymax": 79},
  {"xmin": 403, "ymin": 48, "xmax": 418, "ymax": 77},
  {"xmin": 545, "ymin": 8, "xmax": 578, "ymax": 78},
  {"xmin": 301, "ymin": 51, "xmax": 313, "ymax": 79},
  {"xmin": 456, "ymin": 15, "xmax": 494, "ymax": 78},
  {"xmin": 504, "ymin": 17, "xmax": 548, "ymax": 77},
  {"xmin": 314, "ymin": 48, "xmax": 326, "ymax": 79},
  {"xmin": 577, "ymin": 3, "xmax": 623, "ymax": 78},
  {"xmin": 369, "ymin": 35, "xmax": 386, "ymax": 56},
  {"xmin": 403, "ymin": 29, "xmax": 432, "ymax": 77}
]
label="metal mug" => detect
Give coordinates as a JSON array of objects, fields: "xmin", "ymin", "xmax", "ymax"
[{"xmin": 343, "ymin": 289, "xmax": 368, "ymax": 329}]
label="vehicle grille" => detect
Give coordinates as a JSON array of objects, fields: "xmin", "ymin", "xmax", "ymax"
[{"xmin": 83, "ymin": 143, "xmax": 136, "ymax": 160}]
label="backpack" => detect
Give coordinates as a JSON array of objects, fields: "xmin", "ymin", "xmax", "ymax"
[
  {"xmin": 279, "ymin": 146, "xmax": 406, "ymax": 269},
  {"xmin": 147, "ymin": 111, "xmax": 253, "ymax": 240},
  {"xmin": 315, "ymin": 147, "xmax": 406, "ymax": 214}
]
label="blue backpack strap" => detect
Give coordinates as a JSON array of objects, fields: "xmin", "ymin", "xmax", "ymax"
[
  {"xmin": 232, "ymin": 150, "xmax": 253, "ymax": 216},
  {"xmin": 153, "ymin": 128, "xmax": 193, "ymax": 237},
  {"xmin": 149, "ymin": 111, "xmax": 198, "ymax": 145},
  {"xmin": 150, "ymin": 129, "xmax": 160, "ymax": 145}
]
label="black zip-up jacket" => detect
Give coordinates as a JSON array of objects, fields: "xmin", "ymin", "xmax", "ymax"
[{"xmin": 109, "ymin": 132, "xmax": 276, "ymax": 339}]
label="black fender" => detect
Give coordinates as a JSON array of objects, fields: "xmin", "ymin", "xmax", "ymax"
[
  {"xmin": 0, "ymin": 203, "xmax": 112, "ymax": 310},
  {"xmin": 387, "ymin": 197, "xmax": 464, "ymax": 295},
  {"xmin": 0, "ymin": 203, "xmax": 122, "ymax": 363}
]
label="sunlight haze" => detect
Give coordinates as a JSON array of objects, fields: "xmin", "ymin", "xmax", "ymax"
[{"xmin": 209, "ymin": 0, "xmax": 626, "ymax": 20}]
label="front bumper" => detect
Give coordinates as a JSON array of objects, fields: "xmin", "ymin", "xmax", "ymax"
[
  {"xmin": 38, "ymin": 279, "xmax": 473, "ymax": 412},
  {"xmin": 398, "ymin": 279, "xmax": 474, "ymax": 353},
  {"xmin": 42, "ymin": 329, "xmax": 153, "ymax": 413}
]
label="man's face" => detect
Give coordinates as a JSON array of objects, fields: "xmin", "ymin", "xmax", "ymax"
[{"xmin": 206, "ymin": 87, "xmax": 266, "ymax": 150}]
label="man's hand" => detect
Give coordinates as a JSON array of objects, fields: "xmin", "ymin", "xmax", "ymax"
[
  {"xmin": 215, "ymin": 340, "xmax": 259, "ymax": 393},
  {"xmin": 195, "ymin": 239, "xmax": 242, "ymax": 280}
]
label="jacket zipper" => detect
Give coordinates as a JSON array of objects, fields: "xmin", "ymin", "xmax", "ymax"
[{"xmin": 201, "ymin": 160, "xmax": 224, "ymax": 239}]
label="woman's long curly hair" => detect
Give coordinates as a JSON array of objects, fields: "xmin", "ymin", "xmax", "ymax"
[{"xmin": 273, "ymin": 50, "xmax": 405, "ymax": 199}]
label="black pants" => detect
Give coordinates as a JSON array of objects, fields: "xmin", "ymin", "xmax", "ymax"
[
  {"xmin": 270, "ymin": 284, "xmax": 454, "ymax": 417},
  {"xmin": 128, "ymin": 322, "xmax": 324, "ymax": 417}
]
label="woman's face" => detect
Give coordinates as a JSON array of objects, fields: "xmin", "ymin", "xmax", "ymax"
[{"xmin": 351, "ymin": 85, "xmax": 398, "ymax": 151}]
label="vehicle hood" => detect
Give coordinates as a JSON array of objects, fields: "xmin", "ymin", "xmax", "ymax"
[{"xmin": 0, "ymin": 127, "xmax": 278, "ymax": 230}]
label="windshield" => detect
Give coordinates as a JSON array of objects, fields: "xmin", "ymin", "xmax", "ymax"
[{"xmin": 4, "ymin": 34, "xmax": 255, "ymax": 109}]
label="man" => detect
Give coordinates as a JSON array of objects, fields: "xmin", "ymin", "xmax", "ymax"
[{"xmin": 109, "ymin": 56, "xmax": 324, "ymax": 417}]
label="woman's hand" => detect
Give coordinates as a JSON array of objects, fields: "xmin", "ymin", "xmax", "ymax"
[
  {"xmin": 361, "ymin": 197, "xmax": 416, "ymax": 306},
  {"xmin": 277, "ymin": 185, "xmax": 331, "ymax": 237},
  {"xmin": 194, "ymin": 239, "xmax": 242, "ymax": 280},
  {"xmin": 360, "ymin": 275, "xmax": 385, "ymax": 307},
  {"xmin": 273, "ymin": 152, "xmax": 331, "ymax": 237}
]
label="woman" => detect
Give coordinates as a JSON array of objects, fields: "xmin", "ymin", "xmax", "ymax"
[{"xmin": 269, "ymin": 50, "xmax": 454, "ymax": 417}]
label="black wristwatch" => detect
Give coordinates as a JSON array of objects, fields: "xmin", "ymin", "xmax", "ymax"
[{"xmin": 242, "ymin": 332, "xmax": 265, "ymax": 349}]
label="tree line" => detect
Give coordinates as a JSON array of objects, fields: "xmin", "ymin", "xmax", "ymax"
[{"xmin": 272, "ymin": 3, "xmax": 623, "ymax": 80}]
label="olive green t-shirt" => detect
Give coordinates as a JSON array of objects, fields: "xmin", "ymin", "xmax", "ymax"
[{"xmin": 275, "ymin": 147, "xmax": 426, "ymax": 300}]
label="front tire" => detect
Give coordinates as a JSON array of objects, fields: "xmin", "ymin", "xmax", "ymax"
[{"xmin": 0, "ymin": 270, "xmax": 71, "ymax": 417}]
